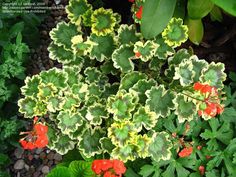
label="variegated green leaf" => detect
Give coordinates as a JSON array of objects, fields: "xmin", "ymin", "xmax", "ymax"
[
  {"xmin": 108, "ymin": 120, "xmax": 135, "ymax": 145},
  {"xmin": 63, "ymin": 66, "xmax": 83, "ymax": 87},
  {"xmin": 77, "ymin": 127, "xmax": 105, "ymax": 158},
  {"xmin": 50, "ymin": 134, "xmax": 76, "ymax": 155},
  {"xmin": 34, "ymin": 101, "xmax": 48, "ymax": 116},
  {"xmin": 47, "ymin": 96, "xmax": 63, "ymax": 113},
  {"xmin": 84, "ymin": 67, "xmax": 102, "ymax": 83},
  {"xmin": 107, "ymin": 90, "xmax": 138, "ymax": 121},
  {"xmin": 49, "ymin": 22, "xmax": 79, "ymax": 51},
  {"xmin": 133, "ymin": 106, "xmax": 158, "ymax": 132},
  {"xmin": 168, "ymin": 48, "xmax": 191, "ymax": 66},
  {"xmin": 82, "ymin": 8, "xmax": 93, "ymax": 27},
  {"xmin": 154, "ymin": 36, "xmax": 175, "ymax": 59},
  {"xmin": 59, "ymin": 93, "xmax": 81, "ymax": 111},
  {"xmin": 162, "ymin": 18, "xmax": 188, "ymax": 48},
  {"xmin": 48, "ymin": 42, "xmax": 76, "ymax": 65},
  {"xmin": 130, "ymin": 79, "xmax": 157, "ymax": 104},
  {"xmin": 116, "ymin": 24, "xmax": 141, "ymax": 45},
  {"xmin": 88, "ymin": 83, "xmax": 102, "ymax": 97},
  {"xmin": 149, "ymin": 57, "xmax": 165, "ymax": 72},
  {"xmin": 89, "ymin": 34, "xmax": 115, "ymax": 61},
  {"xmin": 112, "ymin": 44, "xmax": 134, "ymax": 73},
  {"xmin": 85, "ymin": 103, "xmax": 109, "ymax": 125},
  {"xmin": 100, "ymin": 60, "xmax": 119, "ymax": 75},
  {"xmin": 111, "ymin": 143, "xmax": 136, "ymax": 162},
  {"xmin": 148, "ymin": 132, "xmax": 172, "ymax": 162},
  {"xmin": 71, "ymin": 35, "xmax": 95, "ymax": 56},
  {"xmin": 173, "ymin": 59, "xmax": 195, "ymax": 86},
  {"xmin": 146, "ymin": 85, "xmax": 175, "ymax": 118},
  {"xmin": 199, "ymin": 62, "xmax": 226, "ymax": 88},
  {"xmin": 132, "ymin": 134, "xmax": 152, "ymax": 158},
  {"xmin": 57, "ymin": 110, "xmax": 84, "ymax": 134},
  {"xmin": 21, "ymin": 75, "xmax": 41, "ymax": 97},
  {"xmin": 71, "ymin": 83, "xmax": 89, "ymax": 100},
  {"xmin": 66, "ymin": 0, "xmax": 92, "ymax": 25},
  {"xmin": 99, "ymin": 137, "xmax": 115, "ymax": 153},
  {"xmin": 119, "ymin": 71, "xmax": 147, "ymax": 91},
  {"xmin": 191, "ymin": 56, "xmax": 208, "ymax": 82},
  {"xmin": 40, "ymin": 68, "xmax": 68, "ymax": 89},
  {"xmin": 101, "ymin": 83, "xmax": 119, "ymax": 99},
  {"xmin": 68, "ymin": 120, "xmax": 88, "ymax": 140},
  {"xmin": 133, "ymin": 40, "xmax": 157, "ymax": 62},
  {"xmin": 18, "ymin": 97, "xmax": 37, "ymax": 118},
  {"xmin": 37, "ymin": 83, "xmax": 57, "ymax": 100},
  {"xmin": 91, "ymin": 8, "xmax": 117, "ymax": 36},
  {"xmin": 173, "ymin": 94, "xmax": 196, "ymax": 123}
]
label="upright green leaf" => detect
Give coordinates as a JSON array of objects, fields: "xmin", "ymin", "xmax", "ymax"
[
  {"xmin": 187, "ymin": 0, "xmax": 214, "ymax": 19},
  {"xmin": 185, "ymin": 18, "xmax": 203, "ymax": 45},
  {"xmin": 210, "ymin": 0, "xmax": 236, "ymax": 16},
  {"xmin": 141, "ymin": 0, "xmax": 177, "ymax": 39}
]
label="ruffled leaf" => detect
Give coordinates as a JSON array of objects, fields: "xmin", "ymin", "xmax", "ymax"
[
  {"xmin": 108, "ymin": 120, "xmax": 135, "ymax": 145},
  {"xmin": 71, "ymin": 35, "xmax": 95, "ymax": 56},
  {"xmin": 168, "ymin": 48, "xmax": 191, "ymax": 66},
  {"xmin": 66, "ymin": 0, "xmax": 92, "ymax": 25},
  {"xmin": 173, "ymin": 94, "xmax": 196, "ymax": 123},
  {"xmin": 91, "ymin": 8, "xmax": 117, "ymax": 36},
  {"xmin": 37, "ymin": 83, "xmax": 58, "ymax": 100},
  {"xmin": 48, "ymin": 42, "xmax": 77, "ymax": 65},
  {"xmin": 173, "ymin": 59, "xmax": 195, "ymax": 86},
  {"xmin": 133, "ymin": 40, "xmax": 157, "ymax": 62},
  {"xmin": 111, "ymin": 143, "xmax": 136, "ymax": 162},
  {"xmin": 49, "ymin": 22, "xmax": 78, "ymax": 51},
  {"xmin": 146, "ymin": 85, "xmax": 175, "ymax": 118},
  {"xmin": 89, "ymin": 34, "xmax": 115, "ymax": 61},
  {"xmin": 119, "ymin": 71, "xmax": 147, "ymax": 91},
  {"xmin": 132, "ymin": 134, "xmax": 152, "ymax": 158},
  {"xmin": 71, "ymin": 83, "xmax": 89, "ymax": 101},
  {"xmin": 77, "ymin": 127, "xmax": 105, "ymax": 158},
  {"xmin": 107, "ymin": 90, "xmax": 138, "ymax": 121},
  {"xmin": 21, "ymin": 75, "xmax": 41, "ymax": 97},
  {"xmin": 40, "ymin": 68, "xmax": 68, "ymax": 89},
  {"xmin": 130, "ymin": 79, "xmax": 157, "ymax": 104},
  {"xmin": 148, "ymin": 132, "xmax": 172, "ymax": 162},
  {"xmin": 133, "ymin": 106, "xmax": 158, "ymax": 132},
  {"xmin": 18, "ymin": 97, "xmax": 37, "ymax": 118},
  {"xmin": 199, "ymin": 62, "xmax": 226, "ymax": 88},
  {"xmin": 85, "ymin": 103, "xmax": 109, "ymax": 125},
  {"xmin": 116, "ymin": 24, "xmax": 140, "ymax": 45},
  {"xmin": 50, "ymin": 134, "xmax": 76, "ymax": 155},
  {"xmin": 64, "ymin": 66, "xmax": 83, "ymax": 87},
  {"xmin": 84, "ymin": 67, "xmax": 102, "ymax": 83},
  {"xmin": 57, "ymin": 110, "xmax": 84, "ymax": 135},
  {"xmin": 59, "ymin": 93, "xmax": 81, "ymax": 111},
  {"xmin": 162, "ymin": 18, "xmax": 188, "ymax": 47},
  {"xmin": 99, "ymin": 137, "xmax": 115, "ymax": 153},
  {"xmin": 112, "ymin": 44, "xmax": 134, "ymax": 73},
  {"xmin": 154, "ymin": 37, "xmax": 175, "ymax": 59}
]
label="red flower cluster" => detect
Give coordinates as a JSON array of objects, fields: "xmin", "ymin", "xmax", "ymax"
[
  {"xmin": 19, "ymin": 117, "xmax": 48, "ymax": 150},
  {"xmin": 193, "ymin": 82, "xmax": 224, "ymax": 118},
  {"xmin": 136, "ymin": 6, "xmax": 143, "ymax": 19},
  {"xmin": 92, "ymin": 159, "xmax": 126, "ymax": 177},
  {"xmin": 198, "ymin": 165, "xmax": 205, "ymax": 175},
  {"xmin": 178, "ymin": 147, "xmax": 193, "ymax": 158}
]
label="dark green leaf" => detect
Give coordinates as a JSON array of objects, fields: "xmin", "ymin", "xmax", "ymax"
[
  {"xmin": 187, "ymin": 0, "xmax": 214, "ymax": 19},
  {"xmin": 141, "ymin": 0, "xmax": 177, "ymax": 39},
  {"xmin": 210, "ymin": 0, "xmax": 236, "ymax": 16}
]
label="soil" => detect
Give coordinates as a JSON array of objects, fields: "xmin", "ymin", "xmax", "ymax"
[{"xmin": 9, "ymin": 0, "xmax": 236, "ymax": 176}]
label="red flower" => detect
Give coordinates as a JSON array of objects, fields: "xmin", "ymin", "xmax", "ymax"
[
  {"xmin": 136, "ymin": 6, "xmax": 143, "ymax": 19},
  {"xmin": 178, "ymin": 147, "xmax": 193, "ymax": 158},
  {"xmin": 197, "ymin": 145, "xmax": 202, "ymax": 150},
  {"xmin": 112, "ymin": 159, "xmax": 126, "ymax": 175},
  {"xmin": 135, "ymin": 52, "xmax": 141, "ymax": 58},
  {"xmin": 193, "ymin": 82, "xmax": 204, "ymax": 91},
  {"xmin": 19, "ymin": 118, "xmax": 48, "ymax": 150},
  {"xmin": 104, "ymin": 171, "xmax": 117, "ymax": 177},
  {"xmin": 128, "ymin": 0, "xmax": 135, "ymax": 2},
  {"xmin": 92, "ymin": 160, "xmax": 103, "ymax": 174},
  {"xmin": 198, "ymin": 165, "xmax": 205, "ymax": 175}
]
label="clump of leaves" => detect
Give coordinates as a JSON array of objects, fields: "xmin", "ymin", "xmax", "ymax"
[{"xmin": 18, "ymin": 0, "xmax": 234, "ymax": 176}]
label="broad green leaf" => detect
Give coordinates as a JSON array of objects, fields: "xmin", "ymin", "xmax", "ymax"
[
  {"xmin": 78, "ymin": 127, "xmax": 104, "ymax": 158},
  {"xmin": 187, "ymin": 0, "xmax": 214, "ymax": 19},
  {"xmin": 139, "ymin": 165, "xmax": 155, "ymax": 177},
  {"xmin": 112, "ymin": 44, "xmax": 135, "ymax": 73},
  {"xmin": 148, "ymin": 132, "xmax": 172, "ymax": 162},
  {"xmin": 141, "ymin": 0, "xmax": 177, "ymax": 39},
  {"xmin": 46, "ymin": 166, "xmax": 71, "ymax": 177},
  {"xmin": 119, "ymin": 71, "xmax": 147, "ymax": 91},
  {"xmin": 117, "ymin": 24, "xmax": 141, "ymax": 45},
  {"xmin": 146, "ymin": 85, "xmax": 175, "ymax": 118},
  {"xmin": 154, "ymin": 37, "xmax": 175, "ymax": 59},
  {"xmin": 210, "ymin": 0, "xmax": 236, "ymax": 16},
  {"xmin": 185, "ymin": 18, "xmax": 204, "ymax": 45},
  {"xmin": 68, "ymin": 161, "xmax": 95, "ymax": 177}
]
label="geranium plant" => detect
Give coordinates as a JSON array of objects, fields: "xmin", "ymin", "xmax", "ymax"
[{"xmin": 17, "ymin": 0, "xmax": 235, "ymax": 176}]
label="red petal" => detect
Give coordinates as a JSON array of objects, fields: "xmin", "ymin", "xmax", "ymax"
[
  {"xmin": 112, "ymin": 159, "xmax": 126, "ymax": 175},
  {"xmin": 34, "ymin": 123, "xmax": 48, "ymax": 135},
  {"xmin": 136, "ymin": 6, "xmax": 143, "ymax": 19},
  {"xmin": 178, "ymin": 147, "xmax": 193, "ymax": 158},
  {"xmin": 198, "ymin": 165, "xmax": 205, "ymax": 175},
  {"xmin": 193, "ymin": 82, "xmax": 204, "ymax": 91}
]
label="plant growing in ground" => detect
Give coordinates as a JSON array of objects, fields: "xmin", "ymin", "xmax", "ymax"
[{"xmin": 18, "ymin": 0, "xmax": 235, "ymax": 176}]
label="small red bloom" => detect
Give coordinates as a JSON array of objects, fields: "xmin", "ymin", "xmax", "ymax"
[
  {"xmin": 206, "ymin": 155, "xmax": 212, "ymax": 159},
  {"xmin": 197, "ymin": 145, "xmax": 202, "ymax": 150},
  {"xmin": 135, "ymin": 52, "xmax": 141, "ymax": 58},
  {"xmin": 92, "ymin": 160, "xmax": 103, "ymax": 174},
  {"xmin": 19, "ymin": 119, "xmax": 48, "ymax": 150},
  {"xmin": 112, "ymin": 159, "xmax": 126, "ymax": 175},
  {"xmin": 198, "ymin": 165, "xmax": 205, "ymax": 175},
  {"xmin": 128, "ymin": 0, "xmax": 135, "ymax": 2},
  {"xmin": 178, "ymin": 147, "xmax": 193, "ymax": 158},
  {"xmin": 193, "ymin": 82, "xmax": 204, "ymax": 91},
  {"xmin": 136, "ymin": 6, "xmax": 143, "ymax": 19}
]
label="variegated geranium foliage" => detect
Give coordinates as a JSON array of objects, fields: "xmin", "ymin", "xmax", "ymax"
[{"xmin": 18, "ymin": 0, "xmax": 230, "ymax": 174}]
